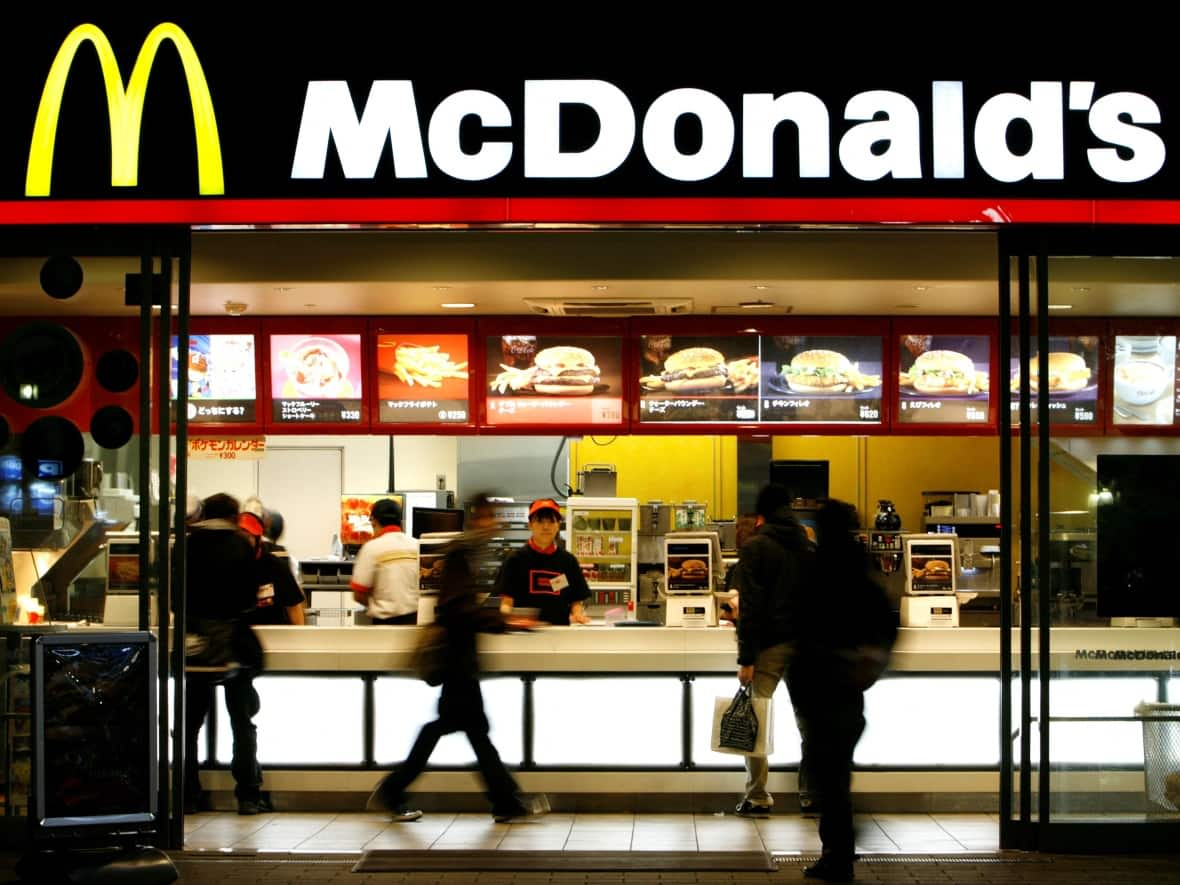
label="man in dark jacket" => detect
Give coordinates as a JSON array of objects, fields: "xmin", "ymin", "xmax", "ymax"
[
  {"xmin": 733, "ymin": 483, "xmax": 811, "ymax": 818},
  {"xmin": 368, "ymin": 493, "xmax": 548, "ymax": 823}
]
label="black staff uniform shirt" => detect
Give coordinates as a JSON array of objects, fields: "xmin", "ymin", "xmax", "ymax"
[{"xmin": 496, "ymin": 540, "xmax": 590, "ymax": 626}]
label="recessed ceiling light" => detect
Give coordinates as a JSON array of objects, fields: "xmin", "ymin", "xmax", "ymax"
[
  {"xmin": 440, "ymin": 302, "xmax": 476, "ymax": 309},
  {"xmin": 274, "ymin": 286, "xmax": 293, "ymax": 293},
  {"xmin": 913, "ymin": 285, "xmax": 929, "ymax": 292},
  {"xmin": 894, "ymin": 304, "xmax": 919, "ymax": 310},
  {"xmin": 1070, "ymin": 286, "xmax": 1090, "ymax": 294},
  {"xmin": 1047, "ymin": 303, "xmax": 1074, "ymax": 310},
  {"xmin": 592, "ymin": 284, "xmax": 610, "ymax": 291},
  {"xmin": 751, "ymin": 284, "xmax": 770, "ymax": 291},
  {"xmin": 223, "ymin": 300, "xmax": 247, "ymax": 317},
  {"xmin": 303, "ymin": 303, "xmax": 317, "ymax": 308},
  {"xmin": 738, "ymin": 300, "xmax": 775, "ymax": 309},
  {"xmin": 433, "ymin": 285, "xmax": 452, "ymax": 292}
]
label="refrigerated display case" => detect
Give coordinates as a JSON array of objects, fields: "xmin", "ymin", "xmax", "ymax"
[{"xmin": 563, "ymin": 496, "xmax": 638, "ymax": 612}]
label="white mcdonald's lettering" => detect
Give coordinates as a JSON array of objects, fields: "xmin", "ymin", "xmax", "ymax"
[{"xmin": 26, "ymin": 22, "xmax": 224, "ymax": 197}]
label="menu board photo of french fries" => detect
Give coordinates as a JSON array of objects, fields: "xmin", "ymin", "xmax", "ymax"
[
  {"xmin": 759, "ymin": 335, "xmax": 884, "ymax": 423},
  {"xmin": 377, "ymin": 333, "xmax": 471, "ymax": 424}
]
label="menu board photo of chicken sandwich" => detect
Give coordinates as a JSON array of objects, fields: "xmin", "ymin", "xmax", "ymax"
[
  {"xmin": 485, "ymin": 335, "xmax": 622, "ymax": 426},
  {"xmin": 638, "ymin": 335, "xmax": 760, "ymax": 423},
  {"xmin": 760, "ymin": 335, "xmax": 883, "ymax": 423},
  {"xmin": 897, "ymin": 334, "xmax": 991, "ymax": 424}
]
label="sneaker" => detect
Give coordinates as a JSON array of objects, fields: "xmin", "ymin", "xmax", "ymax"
[
  {"xmin": 802, "ymin": 857, "xmax": 855, "ymax": 881},
  {"xmin": 237, "ymin": 798, "xmax": 262, "ymax": 816},
  {"xmin": 492, "ymin": 793, "xmax": 549, "ymax": 822},
  {"xmin": 800, "ymin": 800, "xmax": 822, "ymax": 819},
  {"xmin": 389, "ymin": 807, "xmax": 423, "ymax": 822},
  {"xmin": 734, "ymin": 800, "xmax": 771, "ymax": 818}
]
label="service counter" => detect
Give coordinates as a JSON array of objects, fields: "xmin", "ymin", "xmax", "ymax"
[{"xmin": 187, "ymin": 625, "xmax": 1180, "ymax": 812}]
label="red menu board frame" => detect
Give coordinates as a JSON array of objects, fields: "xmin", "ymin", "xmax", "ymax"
[
  {"xmin": 476, "ymin": 317, "xmax": 630, "ymax": 434},
  {"xmin": 367, "ymin": 317, "xmax": 477, "ymax": 433},
  {"xmin": 1006, "ymin": 317, "xmax": 1106, "ymax": 437},
  {"xmin": 1105, "ymin": 318, "xmax": 1180, "ymax": 437},
  {"xmin": 168, "ymin": 316, "xmax": 264, "ymax": 434},
  {"xmin": 261, "ymin": 317, "xmax": 370, "ymax": 434},
  {"xmin": 890, "ymin": 318, "xmax": 998, "ymax": 436}
]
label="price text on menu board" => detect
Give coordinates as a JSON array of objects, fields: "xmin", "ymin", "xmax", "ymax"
[
  {"xmin": 485, "ymin": 335, "xmax": 623, "ymax": 425},
  {"xmin": 896, "ymin": 334, "xmax": 991, "ymax": 424},
  {"xmin": 376, "ymin": 334, "xmax": 470, "ymax": 423},
  {"xmin": 1110, "ymin": 335, "xmax": 1180, "ymax": 427},
  {"xmin": 270, "ymin": 334, "xmax": 363, "ymax": 423},
  {"xmin": 638, "ymin": 335, "xmax": 883, "ymax": 423},
  {"xmin": 1008, "ymin": 335, "xmax": 1100, "ymax": 426},
  {"xmin": 170, "ymin": 334, "xmax": 257, "ymax": 423}
]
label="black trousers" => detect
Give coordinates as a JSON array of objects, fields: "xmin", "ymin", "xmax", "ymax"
[
  {"xmin": 786, "ymin": 656, "xmax": 866, "ymax": 863},
  {"xmin": 376, "ymin": 677, "xmax": 520, "ymax": 812},
  {"xmin": 185, "ymin": 670, "xmax": 263, "ymax": 802}
]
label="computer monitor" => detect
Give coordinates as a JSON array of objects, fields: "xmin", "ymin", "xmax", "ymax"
[
  {"xmin": 769, "ymin": 459, "xmax": 830, "ymax": 503},
  {"xmin": 411, "ymin": 507, "xmax": 465, "ymax": 539}
]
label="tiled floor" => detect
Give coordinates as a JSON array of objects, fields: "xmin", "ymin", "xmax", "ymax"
[{"xmin": 183, "ymin": 810, "xmax": 1001, "ymax": 854}]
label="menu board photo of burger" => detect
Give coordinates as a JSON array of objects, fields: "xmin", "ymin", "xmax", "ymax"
[
  {"xmin": 760, "ymin": 335, "xmax": 883, "ymax": 423},
  {"xmin": 638, "ymin": 335, "xmax": 760, "ymax": 423},
  {"xmin": 1110, "ymin": 334, "xmax": 1179, "ymax": 427},
  {"xmin": 377, "ymin": 333, "xmax": 470, "ymax": 424},
  {"xmin": 170, "ymin": 334, "xmax": 257, "ymax": 423},
  {"xmin": 897, "ymin": 334, "xmax": 991, "ymax": 424},
  {"xmin": 485, "ymin": 335, "xmax": 623, "ymax": 426},
  {"xmin": 270, "ymin": 334, "xmax": 363, "ymax": 423},
  {"xmin": 1008, "ymin": 335, "xmax": 1100, "ymax": 426}
]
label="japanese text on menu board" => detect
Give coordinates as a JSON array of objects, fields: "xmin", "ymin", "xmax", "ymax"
[
  {"xmin": 485, "ymin": 335, "xmax": 623, "ymax": 426},
  {"xmin": 1110, "ymin": 335, "xmax": 1180, "ymax": 427},
  {"xmin": 376, "ymin": 334, "xmax": 469, "ymax": 424},
  {"xmin": 270, "ymin": 334, "xmax": 363, "ymax": 423},
  {"xmin": 1008, "ymin": 335, "xmax": 1100, "ymax": 426},
  {"xmin": 896, "ymin": 334, "xmax": 991, "ymax": 424},
  {"xmin": 170, "ymin": 334, "xmax": 257, "ymax": 423},
  {"xmin": 638, "ymin": 335, "xmax": 883, "ymax": 424}
]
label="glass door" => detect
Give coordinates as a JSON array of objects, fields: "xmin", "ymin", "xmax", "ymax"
[{"xmin": 1001, "ymin": 228, "xmax": 1180, "ymax": 851}]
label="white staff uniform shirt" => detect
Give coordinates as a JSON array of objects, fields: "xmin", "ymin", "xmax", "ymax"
[{"xmin": 350, "ymin": 527, "xmax": 420, "ymax": 619}]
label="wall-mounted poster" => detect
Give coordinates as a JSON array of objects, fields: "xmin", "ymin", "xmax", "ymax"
[
  {"xmin": 760, "ymin": 335, "xmax": 883, "ymax": 423},
  {"xmin": 485, "ymin": 335, "xmax": 623, "ymax": 426},
  {"xmin": 897, "ymin": 334, "xmax": 991, "ymax": 424},
  {"xmin": 376, "ymin": 333, "xmax": 470, "ymax": 424},
  {"xmin": 638, "ymin": 335, "xmax": 759, "ymax": 423},
  {"xmin": 270, "ymin": 334, "xmax": 363, "ymax": 423},
  {"xmin": 170, "ymin": 334, "xmax": 257, "ymax": 423},
  {"xmin": 1110, "ymin": 334, "xmax": 1179, "ymax": 426},
  {"xmin": 1008, "ymin": 335, "xmax": 1100, "ymax": 426}
]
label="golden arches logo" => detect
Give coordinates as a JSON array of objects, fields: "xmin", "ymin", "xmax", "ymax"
[{"xmin": 26, "ymin": 22, "xmax": 224, "ymax": 197}]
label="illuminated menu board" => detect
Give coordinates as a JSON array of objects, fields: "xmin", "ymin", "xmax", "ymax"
[
  {"xmin": 376, "ymin": 334, "xmax": 469, "ymax": 424},
  {"xmin": 638, "ymin": 335, "xmax": 759, "ymax": 423},
  {"xmin": 170, "ymin": 334, "xmax": 257, "ymax": 423},
  {"xmin": 760, "ymin": 335, "xmax": 883, "ymax": 423},
  {"xmin": 485, "ymin": 335, "xmax": 623, "ymax": 426},
  {"xmin": 1008, "ymin": 335, "xmax": 1100, "ymax": 426},
  {"xmin": 1111, "ymin": 334, "xmax": 1179, "ymax": 426},
  {"xmin": 270, "ymin": 334, "xmax": 363, "ymax": 423},
  {"xmin": 897, "ymin": 334, "xmax": 991, "ymax": 424}
]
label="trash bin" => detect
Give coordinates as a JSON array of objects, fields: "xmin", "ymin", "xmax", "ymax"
[{"xmin": 1133, "ymin": 702, "xmax": 1180, "ymax": 812}]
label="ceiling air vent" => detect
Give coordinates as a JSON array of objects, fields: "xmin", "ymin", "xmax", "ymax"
[{"xmin": 523, "ymin": 297, "xmax": 693, "ymax": 317}]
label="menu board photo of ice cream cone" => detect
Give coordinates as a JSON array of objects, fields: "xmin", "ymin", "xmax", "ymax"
[
  {"xmin": 485, "ymin": 335, "xmax": 623, "ymax": 426},
  {"xmin": 376, "ymin": 333, "xmax": 470, "ymax": 424},
  {"xmin": 270, "ymin": 333, "xmax": 363, "ymax": 423}
]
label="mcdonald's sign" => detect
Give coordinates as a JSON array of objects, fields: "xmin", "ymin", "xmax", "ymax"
[{"xmin": 25, "ymin": 22, "xmax": 223, "ymax": 197}]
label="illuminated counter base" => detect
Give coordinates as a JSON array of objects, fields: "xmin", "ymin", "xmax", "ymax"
[{"xmin": 194, "ymin": 627, "xmax": 1180, "ymax": 812}]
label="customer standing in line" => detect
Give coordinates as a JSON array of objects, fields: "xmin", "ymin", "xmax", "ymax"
[
  {"xmin": 497, "ymin": 498, "xmax": 591, "ymax": 625},
  {"xmin": 351, "ymin": 498, "xmax": 420, "ymax": 625},
  {"xmin": 732, "ymin": 484, "xmax": 812, "ymax": 819},
  {"xmin": 368, "ymin": 493, "xmax": 548, "ymax": 822},
  {"xmin": 182, "ymin": 493, "xmax": 269, "ymax": 815},
  {"xmin": 788, "ymin": 499, "xmax": 897, "ymax": 882}
]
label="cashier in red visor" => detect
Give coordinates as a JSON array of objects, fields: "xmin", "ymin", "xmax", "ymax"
[{"xmin": 496, "ymin": 498, "xmax": 592, "ymax": 626}]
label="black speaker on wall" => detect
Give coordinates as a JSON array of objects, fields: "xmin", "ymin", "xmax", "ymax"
[
  {"xmin": 95, "ymin": 350, "xmax": 139, "ymax": 393},
  {"xmin": 20, "ymin": 416, "xmax": 84, "ymax": 480},
  {"xmin": 0, "ymin": 322, "xmax": 84, "ymax": 409},
  {"xmin": 40, "ymin": 255, "xmax": 84, "ymax": 300},
  {"xmin": 0, "ymin": 415, "xmax": 9, "ymax": 449},
  {"xmin": 90, "ymin": 406, "xmax": 134, "ymax": 451}
]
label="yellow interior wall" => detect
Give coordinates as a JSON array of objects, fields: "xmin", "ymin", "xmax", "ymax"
[
  {"xmin": 865, "ymin": 437, "xmax": 1000, "ymax": 532},
  {"xmin": 769, "ymin": 436, "xmax": 861, "ymax": 511}
]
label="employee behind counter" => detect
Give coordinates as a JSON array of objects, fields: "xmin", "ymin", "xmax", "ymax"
[{"xmin": 497, "ymin": 498, "xmax": 592, "ymax": 626}]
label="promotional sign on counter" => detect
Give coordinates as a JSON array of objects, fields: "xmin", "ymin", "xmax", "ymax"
[
  {"xmin": 485, "ymin": 335, "xmax": 623, "ymax": 426},
  {"xmin": 638, "ymin": 335, "xmax": 759, "ymax": 423},
  {"xmin": 1009, "ymin": 335, "xmax": 1100, "ymax": 426},
  {"xmin": 376, "ymin": 333, "xmax": 470, "ymax": 424},
  {"xmin": 897, "ymin": 334, "xmax": 991, "ymax": 424},
  {"xmin": 760, "ymin": 335, "xmax": 884, "ymax": 423},
  {"xmin": 1110, "ymin": 334, "xmax": 1179, "ymax": 426},
  {"xmin": 270, "ymin": 334, "xmax": 363, "ymax": 423},
  {"xmin": 170, "ymin": 334, "xmax": 257, "ymax": 423}
]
